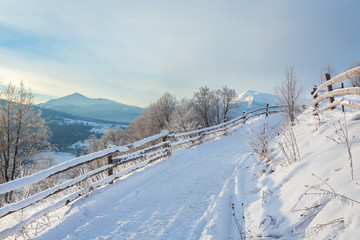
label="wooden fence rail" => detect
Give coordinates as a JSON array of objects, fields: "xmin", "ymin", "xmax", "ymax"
[
  {"xmin": 0, "ymin": 105, "xmax": 283, "ymax": 239},
  {"xmin": 312, "ymin": 66, "xmax": 360, "ymax": 114}
]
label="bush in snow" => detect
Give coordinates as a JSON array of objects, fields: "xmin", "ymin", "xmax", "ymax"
[
  {"xmin": 327, "ymin": 114, "xmax": 355, "ymax": 181},
  {"xmin": 248, "ymin": 121, "xmax": 273, "ymax": 165},
  {"xmin": 276, "ymin": 122, "xmax": 300, "ymax": 165}
]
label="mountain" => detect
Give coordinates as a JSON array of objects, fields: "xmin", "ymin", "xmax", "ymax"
[
  {"xmin": 232, "ymin": 90, "xmax": 280, "ymax": 115},
  {"xmin": 38, "ymin": 93, "xmax": 144, "ymax": 123}
]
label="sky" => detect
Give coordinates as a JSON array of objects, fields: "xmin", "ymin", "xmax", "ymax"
[{"xmin": 0, "ymin": 0, "xmax": 359, "ymax": 107}]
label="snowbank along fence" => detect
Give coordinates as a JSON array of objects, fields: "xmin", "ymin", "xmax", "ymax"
[
  {"xmin": 311, "ymin": 66, "xmax": 360, "ymax": 114},
  {"xmin": 0, "ymin": 105, "xmax": 283, "ymax": 238}
]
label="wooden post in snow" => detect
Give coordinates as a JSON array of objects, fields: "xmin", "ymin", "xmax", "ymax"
[
  {"xmin": 161, "ymin": 130, "xmax": 170, "ymax": 156},
  {"xmin": 324, "ymin": 72, "xmax": 335, "ymax": 109},
  {"xmin": 265, "ymin": 104, "xmax": 269, "ymax": 117},
  {"xmin": 311, "ymin": 85, "xmax": 318, "ymax": 109},
  {"xmin": 107, "ymin": 155, "xmax": 113, "ymax": 177},
  {"xmin": 341, "ymin": 83, "xmax": 345, "ymax": 112}
]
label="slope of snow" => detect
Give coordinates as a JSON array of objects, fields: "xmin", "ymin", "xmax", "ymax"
[
  {"xmin": 30, "ymin": 115, "xmax": 285, "ymax": 240},
  {"xmin": 3, "ymin": 106, "xmax": 359, "ymax": 239}
]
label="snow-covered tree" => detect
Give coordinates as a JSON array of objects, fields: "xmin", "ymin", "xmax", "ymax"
[
  {"xmin": 86, "ymin": 127, "xmax": 128, "ymax": 153},
  {"xmin": 167, "ymin": 99, "xmax": 200, "ymax": 133},
  {"xmin": 190, "ymin": 86, "xmax": 215, "ymax": 127},
  {"xmin": 217, "ymin": 86, "xmax": 237, "ymax": 123},
  {"xmin": 127, "ymin": 92, "xmax": 177, "ymax": 142},
  {"xmin": 0, "ymin": 82, "xmax": 51, "ymax": 202},
  {"xmin": 148, "ymin": 92, "xmax": 177, "ymax": 132}
]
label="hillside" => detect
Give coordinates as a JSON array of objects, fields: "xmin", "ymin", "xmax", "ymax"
[
  {"xmin": 39, "ymin": 108, "xmax": 126, "ymax": 153},
  {"xmin": 27, "ymin": 107, "xmax": 360, "ymax": 239},
  {"xmin": 38, "ymin": 93, "xmax": 144, "ymax": 123}
]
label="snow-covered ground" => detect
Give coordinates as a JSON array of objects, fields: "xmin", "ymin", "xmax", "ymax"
[
  {"xmin": 31, "ymin": 113, "xmax": 273, "ymax": 240},
  {"xmin": 5, "ymin": 105, "xmax": 360, "ymax": 239}
]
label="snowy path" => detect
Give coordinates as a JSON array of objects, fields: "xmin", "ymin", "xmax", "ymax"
[
  {"xmin": 32, "ymin": 115, "xmax": 285, "ymax": 240},
  {"xmin": 32, "ymin": 121, "xmax": 259, "ymax": 240},
  {"xmin": 29, "ymin": 110, "xmax": 360, "ymax": 239}
]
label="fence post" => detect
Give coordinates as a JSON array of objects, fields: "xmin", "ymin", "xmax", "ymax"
[
  {"xmin": 161, "ymin": 130, "xmax": 171, "ymax": 157},
  {"xmin": 107, "ymin": 154, "xmax": 113, "ymax": 177},
  {"xmin": 265, "ymin": 104, "xmax": 269, "ymax": 117},
  {"xmin": 324, "ymin": 72, "xmax": 335, "ymax": 109},
  {"xmin": 341, "ymin": 83, "xmax": 345, "ymax": 112},
  {"xmin": 311, "ymin": 85, "xmax": 318, "ymax": 109}
]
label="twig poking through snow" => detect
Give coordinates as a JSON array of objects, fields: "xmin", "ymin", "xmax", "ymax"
[
  {"xmin": 305, "ymin": 185, "xmax": 360, "ymax": 205},
  {"xmin": 232, "ymin": 203, "xmax": 245, "ymax": 240},
  {"xmin": 326, "ymin": 113, "xmax": 355, "ymax": 180},
  {"xmin": 311, "ymin": 173, "xmax": 335, "ymax": 193},
  {"xmin": 303, "ymin": 217, "xmax": 344, "ymax": 239}
]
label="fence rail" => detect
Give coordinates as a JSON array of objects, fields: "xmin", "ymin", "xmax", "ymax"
[
  {"xmin": 312, "ymin": 66, "xmax": 360, "ymax": 114},
  {"xmin": 0, "ymin": 105, "xmax": 283, "ymax": 239}
]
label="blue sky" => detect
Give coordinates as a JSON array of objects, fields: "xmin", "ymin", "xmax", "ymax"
[{"xmin": 0, "ymin": 0, "xmax": 359, "ymax": 107}]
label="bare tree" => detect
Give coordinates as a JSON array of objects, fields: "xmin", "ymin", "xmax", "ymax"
[
  {"xmin": 275, "ymin": 65, "xmax": 303, "ymax": 124},
  {"xmin": 0, "ymin": 82, "xmax": 51, "ymax": 202},
  {"xmin": 191, "ymin": 86, "xmax": 237, "ymax": 127},
  {"xmin": 212, "ymin": 90, "xmax": 222, "ymax": 125},
  {"xmin": 348, "ymin": 61, "xmax": 360, "ymax": 87},
  {"xmin": 191, "ymin": 86, "xmax": 214, "ymax": 127},
  {"xmin": 218, "ymin": 86, "xmax": 237, "ymax": 122}
]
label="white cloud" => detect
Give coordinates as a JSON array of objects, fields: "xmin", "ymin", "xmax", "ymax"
[{"xmin": 0, "ymin": 0, "xmax": 359, "ymax": 106}]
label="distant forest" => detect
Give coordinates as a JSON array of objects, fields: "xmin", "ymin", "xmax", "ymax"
[
  {"xmin": 47, "ymin": 123, "xmax": 96, "ymax": 151},
  {"xmin": 39, "ymin": 107, "xmax": 129, "ymax": 153}
]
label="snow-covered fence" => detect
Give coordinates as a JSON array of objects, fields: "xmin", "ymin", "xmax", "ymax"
[
  {"xmin": 168, "ymin": 105, "xmax": 283, "ymax": 150},
  {"xmin": 312, "ymin": 66, "xmax": 360, "ymax": 113},
  {"xmin": 0, "ymin": 105, "xmax": 283, "ymax": 238},
  {"xmin": 0, "ymin": 130, "xmax": 170, "ymax": 239}
]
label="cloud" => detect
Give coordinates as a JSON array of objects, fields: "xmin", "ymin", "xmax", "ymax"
[{"xmin": 0, "ymin": 0, "xmax": 359, "ymax": 107}]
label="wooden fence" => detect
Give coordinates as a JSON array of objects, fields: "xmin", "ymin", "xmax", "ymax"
[
  {"xmin": 0, "ymin": 105, "xmax": 283, "ymax": 239},
  {"xmin": 311, "ymin": 66, "xmax": 360, "ymax": 114}
]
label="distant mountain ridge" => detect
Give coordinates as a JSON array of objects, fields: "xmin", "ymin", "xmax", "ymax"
[
  {"xmin": 232, "ymin": 90, "xmax": 280, "ymax": 115},
  {"xmin": 38, "ymin": 93, "xmax": 144, "ymax": 123}
]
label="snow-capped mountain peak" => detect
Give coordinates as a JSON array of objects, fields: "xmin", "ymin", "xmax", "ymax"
[{"xmin": 232, "ymin": 90, "xmax": 279, "ymax": 115}]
